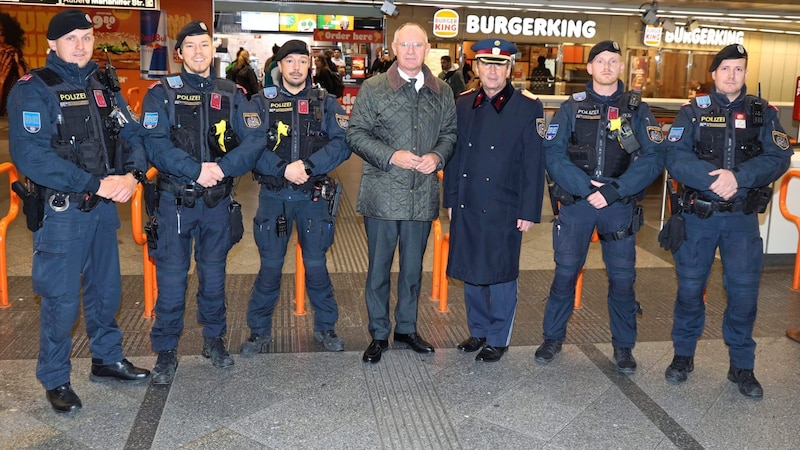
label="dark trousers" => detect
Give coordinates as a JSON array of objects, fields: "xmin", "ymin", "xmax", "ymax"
[
  {"xmin": 464, "ymin": 280, "xmax": 518, "ymax": 347},
  {"xmin": 542, "ymin": 200, "xmax": 638, "ymax": 349},
  {"xmin": 363, "ymin": 217, "xmax": 431, "ymax": 340},
  {"xmin": 34, "ymin": 201, "xmax": 124, "ymax": 390},
  {"xmin": 246, "ymin": 188, "xmax": 338, "ymax": 335},
  {"xmin": 149, "ymin": 193, "xmax": 232, "ymax": 352},
  {"xmin": 671, "ymin": 212, "xmax": 762, "ymax": 369}
]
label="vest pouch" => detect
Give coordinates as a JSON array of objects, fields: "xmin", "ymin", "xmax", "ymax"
[
  {"xmin": 737, "ymin": 141, "xmax": 763, "ymax": 164},
  {"xmin": 77, "ymin": 138, "xmax": 106, "ymax": 177},
  {"xmin": 304, "ymin": 135, "xmax": 330, "ymax": 156},
  {"xmin": 51, "ymin": 136, "xmax": 79, "ymax": 163},
  {"xmin": 567, "ymin": 144, "xmax": 596, "ymax": 174},
  {"xmin": 170, "ymin": 125, "xmax": 199, "ymax": 159},
  {"xmin": 744, "ymin": 186, "xmax": 772, "ymax": 215},
  {"xmin": 202, "ymin": 182, "xmax": 230, "ymax": 208}
]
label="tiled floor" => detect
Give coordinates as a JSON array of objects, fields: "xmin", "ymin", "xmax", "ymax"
[{"xmin": 2, "ymin": 117, "xmax": 800, "ymax": 449}]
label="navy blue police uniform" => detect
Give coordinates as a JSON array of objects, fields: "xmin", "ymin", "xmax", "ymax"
[
  {"xmin": 444, "ymin": 38, "xmax": 546, "ymax": 359},
  {"xmin": 541, "ymin": 41, "xmax": 664, "ymax": 365},
  {"xmin": 244, "ymin": 40, "xmax": 351, "ymax": 353},
  {"xmin": 141, "ymin": 28, "xmax": 266, "ymax": 358},
  {"xmin": 7, "ymin": 9, "xmax": 149, "ymax": 411},
  {"xmin": 664, "ymin": 45, "xmax": 791, "ymax": 386}
]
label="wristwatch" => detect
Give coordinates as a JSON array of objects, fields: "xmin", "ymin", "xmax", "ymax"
[
  {"xmin": 302, "ymin": 160, "xmax": 313, "ymax": 176},
  {"xmin": 130, "ymin": 169, "xmax": 146, "ymax": 183}
]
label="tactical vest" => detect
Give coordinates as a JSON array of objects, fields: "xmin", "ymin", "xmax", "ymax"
[
  {"xmin": 690, "ymin": 95, "xmax": 762, "ymax": 170},
  {"xmin": 162, "ymin": 76, "xmax": 237, "ymax": 162},
  {"xmin": 569, "ymin": 91, "xmax": 638, "ymax": 178},
  {"xmin": 256, "ymin": 87, "xmax": 331, "ymax": 189},
  {"xmin": 33, "ymin": 68, "xmax": 118, "ymax": 177}
]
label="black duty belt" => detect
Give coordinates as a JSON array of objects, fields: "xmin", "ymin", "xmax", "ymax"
[{"xmin": 157, "ymin": 175, "xmax": 233, "ymax": 208}]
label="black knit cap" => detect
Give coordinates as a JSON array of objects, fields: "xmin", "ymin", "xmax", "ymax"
[
  {"xmin": 47, "ymin": 9, "xmax": 92, "ymax": 40},
  {"xmin": 273, "ymin": 40, "xmax": 309, "ymax": 62},
  {"xmin": 588, "ymin": 40, "xmax": 621, "ymax": 62},
  {"xmin": 709, "ymin": 44, "xmax": 747, "ymax": 72},
  {"xmin": 175, "ymin": 20, "xmax": 210, "ymax": 50}
]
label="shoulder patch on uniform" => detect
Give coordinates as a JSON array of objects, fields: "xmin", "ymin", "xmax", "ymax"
[
  {"xmin": 536, "ymin": 118, "xmax": 545, "ymax": 138},
  {"xmin": 166, "ymin": 76, "xmax": 183, "ymax": 89},
  {"xmin": 142, "ymin": 112, "xmax": 158, "ymax": 129},
  {"xmin": 572, "ymin": 91, "xmax": 586, "ymax": 101},
  {"xmin": 22, "ymin": 111, "xmax": 41, "ymax": 133},
  {"xmin": 696, "ymin": 95, "xmax": 711, "ymax": 109},
  {"xmin": 667, "ymin": 126, "xmax": 684, "ymax": 142},
  {"xmin": 19, "ymin": 73, "xmax": 33, "ymax": 83},
  {"xmin": 263, "ymin": 86, "xmax": 278, "ymax": 99},
  {"xmin": 521, "ymin": 89, "xmax": 538, "ymax": 101},
  {"xmin": 336, "ymin": 113, "xmax": 349, "ymax": 130},
  {"xmin": 147, "ymin": 81, "xmax": 161, "ymax": 90},
  {"xmin": 243, "ymin": 112, "xmax": 262, "ymax": 128},
  {"xmin": 773, "ymin": 130, "xmax": 790, "ymax": 151},
  {"xmin": 545, "ymin": 123, "xmax": 559, "ymax": 140},
  {"xmin": 647, "ymin": 126, "xmax": 664, "ymax": 144}
]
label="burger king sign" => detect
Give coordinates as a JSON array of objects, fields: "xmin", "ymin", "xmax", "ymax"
[{"xmin": 433, "ymin": 9, "xmax": 459, "ymax": 38}]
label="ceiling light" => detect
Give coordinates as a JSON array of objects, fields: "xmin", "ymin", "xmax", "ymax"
[{"xmin": 640, "ymin": 1, "xmax": 659, "ymax": 25}]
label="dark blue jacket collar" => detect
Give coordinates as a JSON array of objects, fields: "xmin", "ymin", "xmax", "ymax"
[
  {"xmin": 45, "ymin": 51, "xmax": 98, "ymax": 84},
  {"xmin": 586, "ymin": 79, "xmax": 625, "ymax": 103},
  {"xmin": 181, "ymin": 66, "xmax": 215, "ymax": 92}
]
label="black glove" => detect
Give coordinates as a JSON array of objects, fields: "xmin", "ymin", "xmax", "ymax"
[{"xmin": 658, "ymin": 213, "xmax": 686, "ymax": 253}]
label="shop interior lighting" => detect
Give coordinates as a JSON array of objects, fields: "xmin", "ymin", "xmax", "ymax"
[
  {"xmin": 659, "ymin": 17, "xmax": 676, "ymax": 32},
  {"xmin": 640, "ymin": 1, "xmax": 659, "ymax": 25}
]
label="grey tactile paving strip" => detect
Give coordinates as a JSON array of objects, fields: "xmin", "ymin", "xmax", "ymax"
[
  {"xmin": 2, "ymin": 266, "xmax": 797, "ymax": 360},
  {"xmin": 363, "ymin": 350, "xmax": 461, "ymax": 449}
]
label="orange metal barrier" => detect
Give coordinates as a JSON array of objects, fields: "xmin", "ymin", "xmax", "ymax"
[
  {"xmin": 437, "ymin": 232, "xmax": 450, "ymax": 312},
  {"xmin": 0, "ymin": 163, "xmax": 20, "ymax": 308},
  {"xmin": 430, "ymin": 218, "xmax": 443, "ymax": 301},
  {"xmin": 294, "ymin": 238, "xmax": 307, "ymax": 315},
  {"xmin": 779, "ymin": 169, "xmax": 800, "ymax": 291},
  {"xmin": 573, "ymin": 229, "xmax": 599, "ymax": 310},
  {"xmin": 126, "ymin": 87, "xmax": 142, "ymax": 116},
  {"xmin": 131, "ymin": 167, "xmax": 159, "ymax": 318}
]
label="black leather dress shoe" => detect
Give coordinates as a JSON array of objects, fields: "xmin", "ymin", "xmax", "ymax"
[
  {"xmin": 393, "ymin": 332, "xmax": 435, "ymax": 353},
  {"xmin": 475, "ymin": 345, "xmax": 507, "ymax": 362},
  {"xmin": 363, "ymin": 339, "xmax": 389, "ymax": 363},
  {"xmin": 90, "ymin": 358, "xmax": 150, "ymax": 383},
  {"xmin": 46, "ymin": 383, "xmax": 82, "ymax": 413},
  {"xmin": 457, "ymin": 336, "xmax": 486, "ymax": 353}
]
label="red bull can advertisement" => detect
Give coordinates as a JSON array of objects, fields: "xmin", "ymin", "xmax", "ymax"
[{"xmin": 140, "ymin": 10, "xmax": 168, "ymax": 79}]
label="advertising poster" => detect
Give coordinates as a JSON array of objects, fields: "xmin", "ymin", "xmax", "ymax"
[
  {"xmin": 3, "ymin": 4, "xmax": 212, "ymax": 112},
  {"xmin": 350, "ymin": 54, "xmax": 366, "ymax": 79},
  {"xmin": 629, "ymin": 56, "xmax": 649, "ymax": 90},
  {"xmin": 317, "ymin": 14, "xmax": 353, "ymax": 31}
]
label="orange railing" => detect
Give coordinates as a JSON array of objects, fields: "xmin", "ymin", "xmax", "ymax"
[
  {"xmin": 430, "ymin": 170, "xmax": 450, "ymax": 312},
  {"xmin": 294, "ymin": 238, "xmax": 307, "ymax": 315},
  {"xmin": 779, "ymin": 169, "xmax": 800, "ymax": 291},
  {"xmin": 0, "ymin": 163, "xmax": 20, "ymax": 308},
  {"xmin": 131, "ymin": 167, "xmax": 159, "ymax": 318},
  {"xmin": 126, "ymin": 87, "xmax": 142, "ymax": 116}
]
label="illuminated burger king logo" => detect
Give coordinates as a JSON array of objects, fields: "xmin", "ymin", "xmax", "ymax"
[{"xmin": 433, "ymin": 9, "xmax": 459, "ymax": 38}]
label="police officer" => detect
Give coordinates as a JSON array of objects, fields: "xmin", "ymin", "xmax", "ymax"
[
  {"xmin": 7, "ymin": 9, "xmax": 150, "ymax": 413},
  {"xmin": 662, "ymin": 44, "xmax": 791, "ymax": 397},
  {"xmin": 444, "ymin": 38, "xmax": 545, "ymax": 362},
  {"xmin": 536, "ymin": 40, "xmax": 664, "ymax": 373},
  {"xmin": 141, "ymin": 20, "xmax": 266, "ymax": 385},
  {"xmin": 242, "ymin": 40, "xmax": 351, "ymax": 355}
]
